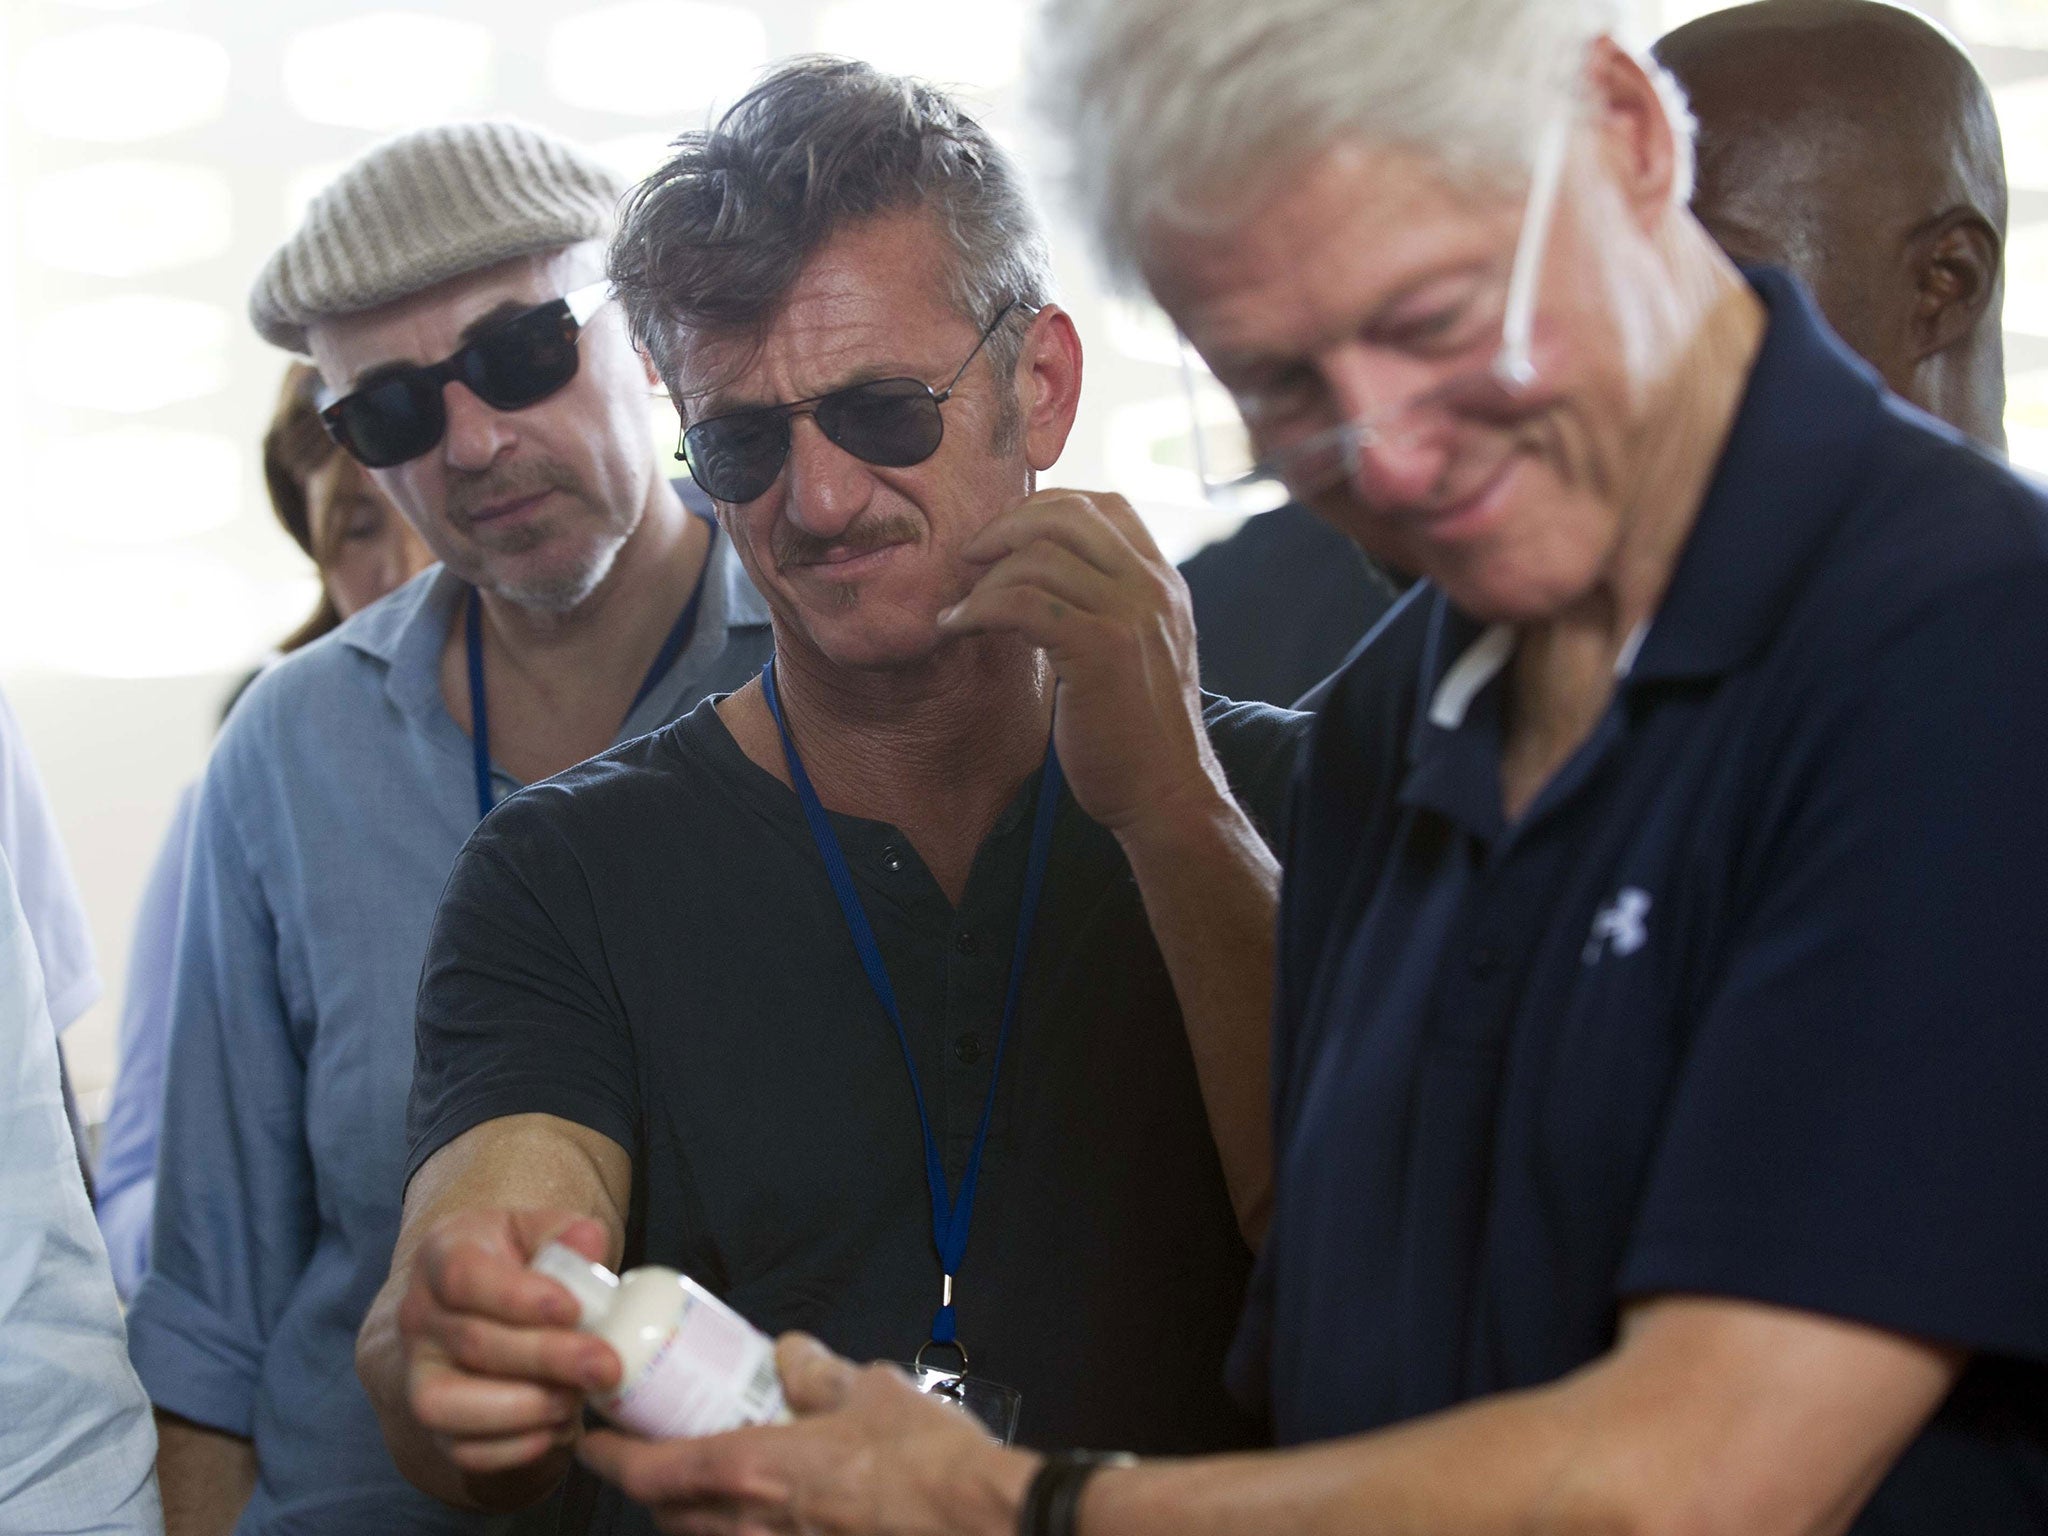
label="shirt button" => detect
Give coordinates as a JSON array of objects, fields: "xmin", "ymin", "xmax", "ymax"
[
  {"xmin": 1470, "ymin": 944, "xmax": 1504, "ymax": 980},
  {"xmin": 954, "ymin": 930, "xmax": 978, "ymax": 957},
  {"xmin": 953, "ymin": 1033, "xmax": 982, "ymax": 1066},
  {"xmin": 880, "ymin": 844, "xmax": 904, "ymax": 873}
]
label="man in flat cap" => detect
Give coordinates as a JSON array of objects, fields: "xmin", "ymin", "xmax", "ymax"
[{"xmin": 123, "ymin": 119, "xmax": 770, "ymax": 1535}]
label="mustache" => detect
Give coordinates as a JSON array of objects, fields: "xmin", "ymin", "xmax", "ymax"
[
  {"xmin": 445, "ymin": 462, "xmax": 580, "ymax": 529},
  {"xmin": 773, "ymin": 514, "xmax": 922, "ymax": 568}
]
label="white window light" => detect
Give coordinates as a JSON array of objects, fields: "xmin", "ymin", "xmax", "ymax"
[
  {"xmin": 283, "ymin": 12, "xmax": 491, "ymax": 131},
  {"xmin": 546, "ymin": 3, "xmax": 769, "ymax": 118},
  {"xmin": 25, "ymin": 161, "xmax": 232, "ymax": 279},
  {"xmin": 1993, "ymin": 77, "xmax": 2048, "ymax": 193},
  {"xmin": 813, "ymin": 0, "xmax": 1026, "ymax": 89},
  {"xmin": 0, "ymin": 547, "xmax": 315, "ymax": 679},
  {"xmin": 30, "ymin": 294, "xmax": 231, "ymax": 413},
  {"xmin": 28, "ymin": 428, "xmax": 240, "ymax": 545},
  {"xmin": 13, "ymin": 25, "xmax": 230, "ymax": 142},
  {"xmin": 2003, "ymin": 221, "xmax": 2048, "ymax": 337},
  {"xmin": 1949, "ymin": 0, "xmax": 2048, "ymax": 50},
  {"xmin": 591, "ymin": 131, "xmax": 684, "ymax": 189},
  {"xmin": 2007, "ymin": 366, "xmax": 2048, "ymax": 481}
]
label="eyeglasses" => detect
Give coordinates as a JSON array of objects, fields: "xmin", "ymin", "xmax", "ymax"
[
  {"xmin": 1180, "ymin": 110, "xmax": 1573, "ymax": 514},
  {"xmin": 675, "ymin": 301, "xmax": 1034, "ymax": 505},
  {"xmin": 319, "ymin": 282, "xmax": 612, "ymax": 469}
]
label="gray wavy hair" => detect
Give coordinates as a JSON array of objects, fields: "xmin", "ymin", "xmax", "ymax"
[
  {"xmin": 610, "ymin": 56, "xmax": 1054, "ymax": 399},
  {"xmin": 1032, "ymin": 0, "xmax": 1694, "ymax": 289}
]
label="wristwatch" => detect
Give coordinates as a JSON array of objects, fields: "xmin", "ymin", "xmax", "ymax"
[{"xmin": 1016, "ymin": 1450, "xmax": 1139, "ymax": 1536}]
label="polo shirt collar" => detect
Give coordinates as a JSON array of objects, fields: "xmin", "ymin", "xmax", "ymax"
[
  {"xmin": 1625, "ymin": 265, "xmax": 1887, "ymax": 685},
  {"xmin": 336, "ymin": 517, "xmax": 773, "ymax": 758},
  {"xmin": 1397, "ymin": 266, "xmax": 1885, "ymax": 839}
]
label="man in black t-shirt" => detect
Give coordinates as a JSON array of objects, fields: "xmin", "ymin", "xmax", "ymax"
[{"xmin": 357, "ymin": 60, "xmax": 1303, "ymax": 1528}]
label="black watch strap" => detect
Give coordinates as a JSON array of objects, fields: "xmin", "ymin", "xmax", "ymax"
[{"xmin": 1017, "ymin": 1450, "xmax": 1138, "ymax": 1536}]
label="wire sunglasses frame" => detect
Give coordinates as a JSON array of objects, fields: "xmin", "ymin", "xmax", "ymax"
[
  {"xmin": 673, "ymin": 299, "xmax": 1040, "ymax": 505},
  {"xmin": 1178, "ymin": 111, "xmax": 1573, "ymax": 513}
]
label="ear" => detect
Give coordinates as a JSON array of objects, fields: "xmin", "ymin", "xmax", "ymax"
[
  {"xmin": 1584, "ymin": 37, "xmax": 1683, "ymax": 234},
  {"xmin": 1908, "ymin": 209, "xmax": 2000, "ymax": 363},
  {"xmin": 1015, "ymin": 304, "xmax": 1084, "ymax": 473}
]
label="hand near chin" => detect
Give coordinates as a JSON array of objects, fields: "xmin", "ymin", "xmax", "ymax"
[
  {"xmin": 937, "ymin": 487, "xmax": 1230, "ymax": 839},
  {"xmin": 578, "ymin": 1334, "xmax": 1033, "ymax": 1536}
]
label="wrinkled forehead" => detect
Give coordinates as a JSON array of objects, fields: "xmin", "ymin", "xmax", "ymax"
[
  {"xmin": 668, "ymin": 212, "xmax": 978, "ymax": 417},
  {"xmin": 1145, "ymin": 140, "xmax": 1523, "ymax": 370},
  {"xmin": 307, "ymin": 243, "xmax": 600, "ymax": 392}
]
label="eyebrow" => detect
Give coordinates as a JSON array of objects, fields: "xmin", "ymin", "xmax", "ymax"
[
  {"xmin": 345, "ymin": 298, "xmax": 547, "ymax": 392},
  {"xmin": 688, "ymin": 359, "xmax": 936, "ymax": 423}
]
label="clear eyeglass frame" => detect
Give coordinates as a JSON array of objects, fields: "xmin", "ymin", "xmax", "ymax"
[{"xmin": 1177, "ymin": 110, "xmax": 1574, "ymax": 516}]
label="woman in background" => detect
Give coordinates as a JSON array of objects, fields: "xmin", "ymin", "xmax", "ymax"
[{"xmin": 95, "ymin": 364, "xmax": 431, "ymax": 1297}]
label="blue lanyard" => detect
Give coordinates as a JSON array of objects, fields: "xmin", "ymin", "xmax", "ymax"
[
  {"xmin": 467, "ymin": 519, "xmax": 718, "ymax": 821},
  {"xmin": 761, "ymin": 658, "xmax": 1063, "ymax": 1347}
]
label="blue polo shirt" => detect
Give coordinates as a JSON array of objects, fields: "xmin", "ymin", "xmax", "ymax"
[{"xmin": 1240, "ymin": 268, "xmax": 2048, "ymax": 1529}]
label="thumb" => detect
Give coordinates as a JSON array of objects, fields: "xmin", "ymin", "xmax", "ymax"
[
  {"xmin": 513, "ymin": 1210, "xmax": 611, "ymax": 1264},
  {"xmin": 775, "ymin": 1333, "xmax": 856, "ymax": 1415}
]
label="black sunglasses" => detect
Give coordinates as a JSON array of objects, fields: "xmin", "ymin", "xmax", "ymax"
[
  {"xmin": 675, "ymin": 300, "xmax": 1034, "ymax": 504},
  {"xmin": 319, "ymin": 282, "xmax": 612, "ymax": 469}
]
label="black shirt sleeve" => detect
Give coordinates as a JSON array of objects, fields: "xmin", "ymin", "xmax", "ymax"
[
  {"xmin": 407, "ymin": 786, "xmax": 640, "ymax": 1185},
  {"xmin": 1201, "ymin": 694, "xmax": 1313, "ymax": 850},
  {"xmin": 1620, "ymin": 570, "xmax": 2048, "ymax": 1361}
]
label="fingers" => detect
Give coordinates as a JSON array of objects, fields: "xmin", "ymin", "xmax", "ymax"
[
  {"xmin": 775, "ymin": 1333, "xmax": 855, "ymax": 1415},
  {"xmin": 419, "ymin": 1224, "xmax": 582, "ymax": 1329},
  {"xmin": 580, "ymin": 1426, "xmax": 794, "ymax": 1512},
  {"xmin": 962, "ymin": 488, "xmax": 1158, "ymax": 574},
  {"xmin": 419, "ymin": 1303, "xmax": 618, "ymax": 1393},
  {"xmin": 940, "ymin": 540, "xmax": 1120, "ymax": 639}
]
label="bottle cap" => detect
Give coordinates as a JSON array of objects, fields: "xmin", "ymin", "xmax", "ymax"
[{"xmin": 531, "ymin": 1241, "xmax": 619, "ymax": 1326}]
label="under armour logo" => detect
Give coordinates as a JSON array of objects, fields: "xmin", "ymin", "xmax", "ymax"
[{"xmin": 1583, "ymin": 888, "xmax": 1652, "ymax": 964}]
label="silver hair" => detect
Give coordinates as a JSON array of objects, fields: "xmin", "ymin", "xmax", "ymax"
[
  {"xmin": 1032, "ymin": 0, "xmax": 1696, "ymax": 290},
  {"xmin": 610, "ymin": 56, "xmax": 1054, "ymax": 401}
]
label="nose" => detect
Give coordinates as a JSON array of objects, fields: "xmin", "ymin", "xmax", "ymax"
[
  {"xmin": 1320, "ymin": 344, "xmax": 1451, "ymax": 510},
  {"xmin": 780, "ymin": 413, "xmax": 874, "ymax": 540},
  {"xmin": 440, "ymin": 380, "xmax": 515, "ymax": 473}
]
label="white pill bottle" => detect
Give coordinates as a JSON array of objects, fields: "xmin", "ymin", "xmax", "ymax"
[{"xmin": 531, "ymin": 1241, "xmax": 791, "ymax": 1438}]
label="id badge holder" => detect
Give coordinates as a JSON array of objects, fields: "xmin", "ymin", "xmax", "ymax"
[{"xmin": 902, "ymin": 1339, "xmax": 1022, "ymax": 1445}]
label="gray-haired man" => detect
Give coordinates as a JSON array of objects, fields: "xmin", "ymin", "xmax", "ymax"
[
  {"xmin": 359, "ymin": 59, "xmax": 1301, "ymax": 1530},
  {"xmin": 123, "ymin": 120, "xmax": 770, "ymax": 1535}
]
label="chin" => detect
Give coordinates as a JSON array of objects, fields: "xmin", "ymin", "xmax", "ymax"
[{"xmin": 481, "ymin": 536, "xmax": 625, "ymax": 613}]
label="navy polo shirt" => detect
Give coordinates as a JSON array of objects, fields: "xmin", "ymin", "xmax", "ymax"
[{"xmin": 1240, "ymin": 268, "xmax": 2048, "ymax": 1529}]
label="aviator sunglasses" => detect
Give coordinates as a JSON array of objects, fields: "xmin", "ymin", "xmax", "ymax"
[
  {"xmin": 675, "ymin": 300, "xmax": 1035, "ymax": 504},
  {"xmin": 319, "ymin": 281, "xmax": 612, "ymax": 468}
]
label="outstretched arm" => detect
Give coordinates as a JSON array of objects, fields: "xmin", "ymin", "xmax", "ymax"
[{"xmin": 357, "ymin": 1113, "xmax": 631, "ymax": 1513}]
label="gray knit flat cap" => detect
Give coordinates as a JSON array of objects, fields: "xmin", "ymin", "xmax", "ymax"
[{"xmin": 250, "ymin": 119, "xmax": 626, "ymax": 354}]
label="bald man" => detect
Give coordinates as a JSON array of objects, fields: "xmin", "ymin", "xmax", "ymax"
[{"xmin": 1657, "ymin": 0, "xmax": 2008, "ymax": 449}]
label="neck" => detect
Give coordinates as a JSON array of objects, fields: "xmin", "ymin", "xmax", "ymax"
[
  {"xmin": 1540, "ymin": 237, "xmax": 1766, "ymax": 661},
  {"xmin": 772, "ymin": 631, "xmax": 1053, "ymax": 813},
  {"xmin": 1500, "ymin": 236, "xmax": 1764, "ymax": 821},
  {"xmin": 448, "ymin": 476, "xmax": 711, "ymax": 784},
  {"xmin": 726, "ymin": 630, "xmax": 1053, "ymax": 904}
]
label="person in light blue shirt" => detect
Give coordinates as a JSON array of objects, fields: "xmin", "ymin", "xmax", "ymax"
[
  {"xmin": 123, "ymin": 119, "xmax": 774, "ymax": 1535},
  {"xmin": 0, "ymin": 845, "xmax": 161, "ymax": 1536}
]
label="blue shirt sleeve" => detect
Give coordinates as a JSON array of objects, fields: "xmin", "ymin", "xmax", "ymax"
[
  {"xmin": 1620, "ymin": 570, "xmax": 2048, "ymax": 1361},
  {"xmin": 124, "ymin": 757, "xmax": 315, "ymax": 1438},
  {"xmin": 0, "ymin": 848, "xmax": 162, "ymax": 1535},
  {"xmin": 94, "ymin": 784, "xmax": 199, "ymax": 1303}
]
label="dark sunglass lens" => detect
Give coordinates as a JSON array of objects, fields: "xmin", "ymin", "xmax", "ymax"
[
  {"xmin": 339, "ymin": 374, "xmax": 444, "ymax": 468},
  {"xmin": 464, "ymin": 305, "xmax": 580, "ymax": 411},
  {"xmin": 817, "ymin": 379, "xmax": 943, "ymax": 467},
  {"xmin": 684, "ymin": 410, "xmax": 791, "ymax": 503}
]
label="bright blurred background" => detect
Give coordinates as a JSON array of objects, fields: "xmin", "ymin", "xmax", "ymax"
[{"xmin": 3, "ymin": 0, "xmax": 2044, "ymax": 1115}]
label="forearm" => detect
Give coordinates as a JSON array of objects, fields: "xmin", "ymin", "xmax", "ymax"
[
  {"xmin": 156, "ymin": 1410, "xmax": 257, "ymax": 1536},
  {"xmin": 1116, "ymin": 779, "xmax": 1280, "ymax": 1243}
]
